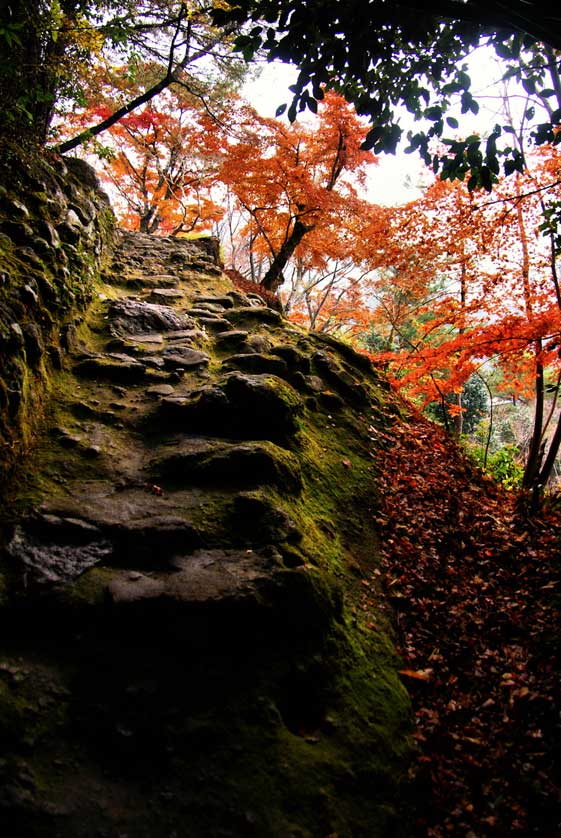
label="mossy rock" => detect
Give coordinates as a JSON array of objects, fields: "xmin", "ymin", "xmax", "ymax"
[
  {"xmin": 0, "ymin": 222, "xmax": 415, "ymax": 837},
  {"xmin": 159, "ymin": 372, "xmax": 304, "ymax": 442}
]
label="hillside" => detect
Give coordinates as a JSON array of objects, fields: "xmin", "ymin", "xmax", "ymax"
[{"xmin": 0, "ymin": 158, "xmax": 413, "ymax": 837}]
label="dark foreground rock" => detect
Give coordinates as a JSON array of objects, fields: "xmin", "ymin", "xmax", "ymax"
[{"xmin": 0, "ymin": 228, "xmax": 413, "ymax": 837}]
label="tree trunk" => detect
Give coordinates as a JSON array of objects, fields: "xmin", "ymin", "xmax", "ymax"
[
  {"xmin": 523, "ymin": 352, "xmax": 545, "ymax": 490},
  {"xmin": 260, "ymin": 219, "xmax": 315, "ymax": 292},
  {"xmin": 0, "ymin": 2, "xmax": 55, "ymax": 146}
]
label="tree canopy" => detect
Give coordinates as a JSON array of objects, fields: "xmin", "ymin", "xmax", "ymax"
[
  {"xmin": 3, "ymin": 0, "xmax": 561, "ymax": 192},
  {"xmin": 213, "ymin": 1, "xmax": 561, "ymax": 189},
  {"xmin": 0, "ymin": 1, "xmax": 243, "ymax": 147}
]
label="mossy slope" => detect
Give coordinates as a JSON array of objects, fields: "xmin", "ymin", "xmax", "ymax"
[{"xmin": 0, "ymin": 223, "xmax": 413, "ymax": 835}]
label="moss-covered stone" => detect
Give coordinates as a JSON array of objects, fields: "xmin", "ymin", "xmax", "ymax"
[
  {"xmin": 0, "ymin": 143, "xmax": 115, "ymax": 483},
  {"xmin": 0, "ymin": 205, "xmax": 415, "ymax": 836}
]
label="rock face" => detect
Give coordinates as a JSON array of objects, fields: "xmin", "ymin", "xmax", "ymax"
[
  {"xmin": 0, "ymin": 148, "xmax": 114, "ymax": 480},
  {"xmin": 0, "ymin": 224, "xmax": 413, "ymax": 835}
]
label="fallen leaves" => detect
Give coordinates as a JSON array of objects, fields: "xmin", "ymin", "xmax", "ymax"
[
  {"xmin": 368, "ymin": 408, "xmax": 561, "ymax": 836},
  {"xmin": 398, "ymin": 668, "xmax": 433, "ymax": 682}
]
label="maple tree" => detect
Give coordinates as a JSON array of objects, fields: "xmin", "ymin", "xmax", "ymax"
[
  {"xmin": 79, "ymin": 80, "xmax": 225, "ymax": 235},
  {"xmin": 217, "ymin": 90, "xmax": 381, "ymax": 292},
  {"xmin": 361, "ymin": 141, "xmax": 561, "ymax": 499}
]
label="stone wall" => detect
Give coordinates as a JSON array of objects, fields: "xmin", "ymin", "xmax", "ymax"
[{"xmin": 0, "ymin": 147, "xmax": 114, "ymax": 480}]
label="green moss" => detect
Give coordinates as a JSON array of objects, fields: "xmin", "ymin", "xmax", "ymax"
[{"xmin": 0, "ymin": 221, "xmax": 416, "ymax": 836}]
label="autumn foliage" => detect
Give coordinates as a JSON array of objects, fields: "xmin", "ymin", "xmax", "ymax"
[
  {"xmin": 369, "ymin": 405, "xmax": 561, "ymax": 835},
  {"xmin": 66, "ymin": 62, "xmax": 561, "ymax": 494}
]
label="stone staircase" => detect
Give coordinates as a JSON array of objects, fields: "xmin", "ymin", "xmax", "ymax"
[{"xmin": 0, "ymin": 230, "xmax": 412, "ymax": 838}]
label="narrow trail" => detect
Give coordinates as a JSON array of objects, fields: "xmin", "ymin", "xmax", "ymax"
[{"xmin": 367, "ymin": 407, "xmax": 561, "ymax": 836}]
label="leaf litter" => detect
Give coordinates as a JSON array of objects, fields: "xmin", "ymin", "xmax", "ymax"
[{"xmin": 368, "ymin": 405, "xmax": 561, "ymax": 836}]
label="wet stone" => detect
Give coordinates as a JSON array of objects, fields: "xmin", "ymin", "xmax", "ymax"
[
  {"xmin": 146, "ymin": 384, "xmax": 176, "ymax": 398},
  {"xmin": 159, "ymin": 373, "xmax": 303, "ymax": 441},
  {"xmin": 189, "ymin": 302, "xmax": 226, "ymax": 314},
  {"xmin": 193, "ymin": 316, "xmax": 231, "ymax": 331},
  {"xmin": 127, "ymin": 333, "xmax": 164, "ymax": 345},
  {"xmin": 215, "ymin": 330, "xmax": 249, "ymax": 346},
  {"xmin": 6, "ymin": 515, "xmax": 113, "ymax": 585},
  {"xmin": 148, "ymin": 289, "xmax": 183, "ymax": 304},
  {"xmin": 194, "ymin": 295, "xmax": 235, "ymax": 309},
  {"xmin": 221, "ymin": 353, "xmax": 288, "ymax": 376},
  {"xmin": 73, "ymin": 356, "xmax": 147, "ymax": 384},
  {"xmin": 312, "ymin": 351, "xmax": 369, "ymax": 405},
  {"xmin": 225, "ymin": 306, "xmax": 283, "ymax": 326},
  {"xmin": 151, "ymin": 440, "xmax": 302, "ymax": 493},
  {"xmin": 106, "ymin": 548, "xmax": 281, "ymax": 606},
  {"xmin": 233, "ymin": 494, "xmax": 303, "ymax": 545},
  {"xmin": 271, "ymin": 345, "xmax": 311, "ymax": 373},
  {"xmin": 134, "ymin": 274, "xmax": 178, "ymax": 288},
  {"xmin": 187, "ymin": 308, "xmax": 223, "ymax": 319},
  {"xmin": 164, "ymin": 329, "xmax": 207, "ymax": 344},
  {"xmin": 245, "ymin": 334, "xmax": 272, "ymax": 354},
  {"xmin": 140, "ymin": 355, "xmax": 165, "ymax": 369},
  {"xmin": 108, "ymin": 299, "xmax": 195, "ymax": 336},
  {"xmin": 161, "ymin": 347, "xmax": 210, "ymax": 370}
]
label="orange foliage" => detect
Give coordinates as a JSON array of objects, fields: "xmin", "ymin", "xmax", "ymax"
[
  {"xmin": 218, "ymin": 91, "xmax": 384, "ymax": 291},
  {"xmin": 365, "ymin": 150, "xmax": 561, "ymax": 407},
  {"xmin": 75, "ymin": 83, "xmax": 224, "ymax": 235}
]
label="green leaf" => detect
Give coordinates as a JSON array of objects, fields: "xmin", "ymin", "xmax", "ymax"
[
  {"xmin": 446, "ymin": 117, "xmax": 459, "ymax": 129},
  {"xmin": 457, "ymin": 70, "xmax": 471, "ymax": 90},
  {"xmin": 425, "ymin": 105, "xmax": 442, "ymax": 121},
  {"xmin": 275, "ymin": 104, "xmax": 287, "ymax": 117},
  {"xmin": 361, "ymin": 125, "xmax": 384, "ymax": 151},
  {"xmin": 480, "ymin": 166, "xmax": 493, "ymax": 192}
]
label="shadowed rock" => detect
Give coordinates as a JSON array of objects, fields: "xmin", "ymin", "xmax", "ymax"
[
  {"xmin": 161, "ymin": 346, "xmax": 210, "ymax": 370},
  {"xmin": 73, "ymin": 354, "xmax": 147, "ymax": 383},
  {"xmin": 221, "ymin": 352, "xmax": 288, "ymax": 376},
  {"xmin": 159, "ymin": 372, "xmax": 303, "ymax": 441},
  {"xmin": 150, "ymin": 439, "xmax": 302, "ymax": 493},
  {"xmin": 107, "ymin": 548, "xmax": 282, "ymax": 606},
  {"xmin": 5, "ymin": 514, "xmax": 113, "ymax": 584}
]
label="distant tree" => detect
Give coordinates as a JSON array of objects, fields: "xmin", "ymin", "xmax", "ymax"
[
  {"xmin": 426, "ymin": 374, "xmax": 489, "ymax": 436},
  {"xmin": 218, "ymin": 91, "xmax": 379, "ymax": 292}
]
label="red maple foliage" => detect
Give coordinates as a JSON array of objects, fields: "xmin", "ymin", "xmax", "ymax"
[{"xmin": 223, "ymin": 267, "xmax": 283, "ymax": 311}]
